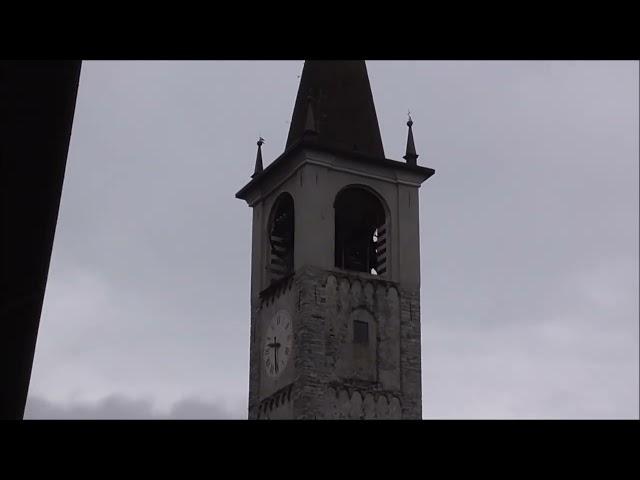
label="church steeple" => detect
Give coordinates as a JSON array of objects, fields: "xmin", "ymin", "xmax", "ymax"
[
  {"xmin": 286, "ymin": 61, "xmax": 385, "ymax": 158},
  {"xmin": 237, "ymin": 60, "xmax": 435, "ymax": 421}
]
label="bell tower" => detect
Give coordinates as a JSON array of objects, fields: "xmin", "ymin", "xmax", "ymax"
[{"xmin": 236, "ymin": 61, "xmax": 435, "ymax": 419}]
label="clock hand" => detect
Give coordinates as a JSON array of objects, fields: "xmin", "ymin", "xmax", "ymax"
[
  {"xmin": 267, "ymin": 338, "xmax": 277, "ymax": 373},
  {"xmin": 274, "ymin": 336, "xmax": 278, "ymax": 373},
  {"xmin": 267, "ymin": 334, "xmax": 283, "ymax": 375}
]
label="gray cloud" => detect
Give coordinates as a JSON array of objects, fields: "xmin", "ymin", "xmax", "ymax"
[
  {"xmin": 26, "ymin": 61, "xmax": 638, "ymax": 419},
  {"xmin": 24, "ymin": 394, "xmax": 241, "ymax": 419}
]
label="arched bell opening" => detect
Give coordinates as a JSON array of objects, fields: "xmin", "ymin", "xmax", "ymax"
[
  {"xmin": 267, "ymin": 192, "xmax": 295, "ymax": 284},
  {"xmin": 334, "ymin": 186, "xmax": 387, "ymax": 276}
]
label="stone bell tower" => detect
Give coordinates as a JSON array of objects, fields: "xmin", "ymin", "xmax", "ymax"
[{"xmin": 236, "ymin": 61, "xmax": 434, "ymax": 419}]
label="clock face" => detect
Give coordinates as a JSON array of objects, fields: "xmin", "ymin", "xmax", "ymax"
[{"xmin": 263, "ymin": 309, "xmax": 293, "ymax": 378}]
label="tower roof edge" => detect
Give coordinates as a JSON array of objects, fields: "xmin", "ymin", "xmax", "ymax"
[{"xmin": 235, "ymin": 140, "xmax": 435, "ymax": 203}]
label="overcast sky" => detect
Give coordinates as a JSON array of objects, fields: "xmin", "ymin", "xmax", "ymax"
[{"xmin": 24, "ymin": 61, "xmax": 638, "ymax": 419}]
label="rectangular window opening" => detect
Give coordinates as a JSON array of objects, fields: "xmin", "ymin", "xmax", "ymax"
[{"xmin": 353, "ymin": 320, "xmax": 369, "ymax": 345}]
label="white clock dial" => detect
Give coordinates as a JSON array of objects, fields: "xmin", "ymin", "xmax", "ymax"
[{"xmin": 263, "ymin": 309, "xmax": 293, "ymax": 378}]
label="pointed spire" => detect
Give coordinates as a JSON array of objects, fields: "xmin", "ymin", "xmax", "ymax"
[
  {"xmin": 403, "ymin": 113, "xmax": 418, "ymax": 165},
  {"xmin": 252, "ymin": 137, "xmax": 265, "ymax": 178},
  {"xmin": 286, "ymin": 61, "xmax": 385, "ymax": 158}
]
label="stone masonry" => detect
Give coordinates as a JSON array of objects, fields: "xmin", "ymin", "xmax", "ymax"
[{"xmin": 289, "ymin": 266, "xmax": 422, "ymax": 419}]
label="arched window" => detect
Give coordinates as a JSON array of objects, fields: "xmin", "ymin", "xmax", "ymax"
[
  {"xmin": 334, "ymin": 187, "xmax": 387, "ymax": 275},
  {"xmin": 268, "ymin": 193, "xmax": 294, "ymax": 282}
]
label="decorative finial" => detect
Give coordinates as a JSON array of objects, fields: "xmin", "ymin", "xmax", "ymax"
[
  {"xmin": 252, "ymin": 137, "xmax": 265, "ymax": 178},
  {"xmin": 403, "ymin": 111, "xmax": 418, "ymax": 165}
]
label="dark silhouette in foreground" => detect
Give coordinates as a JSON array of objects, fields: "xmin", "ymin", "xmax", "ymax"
[{"xmin": 0, "ymin": 61, "xmax": 81, "ymax": 419}]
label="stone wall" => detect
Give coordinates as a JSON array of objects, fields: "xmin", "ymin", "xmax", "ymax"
[
  {"xmin": 249, "ymin": 265, "xmax": 422, "ymax": 419},
  {"xmin": 293, "ymin": 266, "xmax": 422, "ymax": 419},
  {"xmin": 319, "ymin": 387, "xmax": 402, "ymax": 419},
  {"xmin": 256, "ymin": 384, "xmax": 294, "ymax": 420}
]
